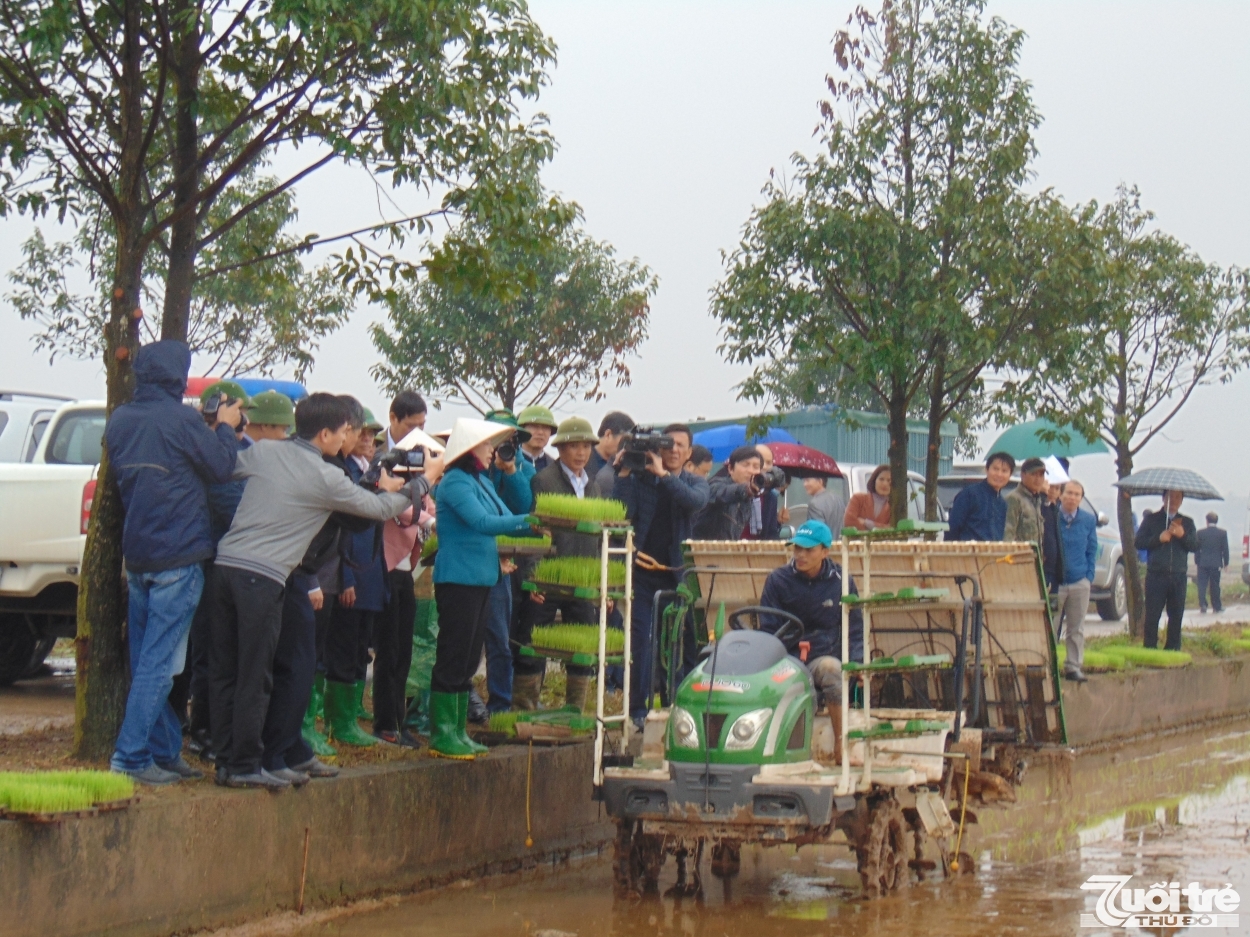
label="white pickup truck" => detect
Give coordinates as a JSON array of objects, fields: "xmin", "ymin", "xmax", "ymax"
[{"xmin": 0, "ymin": 397, "xmax": 106, "ymax": 684}]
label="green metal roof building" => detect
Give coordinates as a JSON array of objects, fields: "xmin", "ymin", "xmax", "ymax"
[{"xmin": 689, "ymin": 407, "xmax": 958, "ymax": 476}]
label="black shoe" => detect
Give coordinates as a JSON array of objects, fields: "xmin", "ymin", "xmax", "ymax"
[
  {"xmin": 467, "ymin": 689, "xmax": 489, "ymax": 725},
  {"xmin": 396, "ymin": 729, "xmax": 422, "ymax": 749},
  {"xmin": 268, "ymin": 767, "xmax": 311, "ymax": 787},
  {"xmin": 156, "ymin": 756, "xmax": 204, "ymax": 780},
  {"xmin": 1063, "ymin": 668, "xmax": 1088, "ymax": 683},
  {"xmin": 223, "ymin": 769, "xmax": 291, "ymax": 791},
  {"xmin": 291, "ymin": 757, "xmax": 340, "ymax": 778},
  {"xmin": 214, "ymin": 765, "xmax": 229, "ymax": 787}
]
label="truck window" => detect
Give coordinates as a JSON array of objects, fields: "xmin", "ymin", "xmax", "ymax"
[
  {"xmin": 23, "ymin": 413, "xmax": 52, "ymax": 462},
  {"xmin": 0, "ymin": 411, "xmax": 8, "ymax": 441},
  {"xmin": 45, "ymin": 411, "xmax": 107, "ymax": 465}
]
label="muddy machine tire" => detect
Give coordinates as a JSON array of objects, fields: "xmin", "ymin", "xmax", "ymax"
[{"xmin": 613, "ymin": 820, "xmax": 665, "ymax": 898}]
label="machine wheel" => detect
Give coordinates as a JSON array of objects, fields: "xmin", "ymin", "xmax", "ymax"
[
  {"xmin": 612, "ymin": 820, "xmax": 665, "ymax": 897},
  {"xmin": 1097, "ymin": 563, "xmax": 1127, "ymax": 620},
  {"xmin": 0, "ymin": 615, "xmax": 48, "ymax": 687},
  {"xmin": 710, "ymin": 840, "xmax": 741, "ymax": 878},
  {"xmin": 856, "ymin": 796, "xmax": 908, "ymax": 897}
]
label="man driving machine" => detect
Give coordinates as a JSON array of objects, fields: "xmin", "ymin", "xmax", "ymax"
[{"xmin": 758, "ymin": 520, "xmax": 863, "ymax": 762}]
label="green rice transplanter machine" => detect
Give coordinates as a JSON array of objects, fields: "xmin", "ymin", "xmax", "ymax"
[{"xmin": 596, "ymin": 522, "xmax": 1069, "ymax": 898}]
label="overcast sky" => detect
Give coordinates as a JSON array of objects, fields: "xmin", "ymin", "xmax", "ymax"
[{"xmin": 2, "ymin": 1, "xmax": 1248, "ymax": 516}]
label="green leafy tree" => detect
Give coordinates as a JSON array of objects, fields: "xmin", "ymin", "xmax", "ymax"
[
  {"xmin": 0, "ymin": 0, "xmax": 554, "ymax": 757},
  {"xmin": 999, "ymin": 186, "xmax": 1250, "ymax": 635},
  {"xmin": 372, "ymin": 190, "xmax": 657, "ymax": 413},
  {"xmin": 712, "ymin": 0, "xmax": 1092, "ymax": 520},
  {"xmin": 9, "ymin": 178, "xmax": 351, "ymax": 378}
]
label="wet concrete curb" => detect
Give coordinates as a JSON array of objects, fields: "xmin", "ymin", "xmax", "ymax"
[
  {"xmin": 0, "ymin": 742, "xmax": 612, "ymax": 937},
  {"xmin": 1064, "ymin": 657, "xmax": 1250, "ymax": 747}
]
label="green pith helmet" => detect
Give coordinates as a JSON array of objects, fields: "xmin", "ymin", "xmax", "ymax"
[
  {"xmin": 248, "ymin": 390, "xmax": 295, "ymax": 427},
  {"xmin": 362, "ymin": 407, "xmax": 384, "ymax": 432},
  {"xmin": 517, "ymin": 404, "xmax": 558, "ymax": 430},
  {"xmin": 199, "ymin": 380, "xmax": 251, "ymax": 409},
  {"xmin": 483, "ymin": 408, "xmax": 532, "ymax": 443},
  {"xmin": 551, "ymin": 416, "xmax": 598, "ymax": 446}
]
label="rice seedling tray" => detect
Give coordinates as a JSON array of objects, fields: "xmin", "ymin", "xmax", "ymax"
[
  {"xmin": 497, "ymin": 542, "xmax": 554, "ymax": 557},
  {"xmin": 527, "ymin": 514, "xmax": 633, "ymax": 535},
  {"xmin": 518, "ymin": 645, "xmax": 623, "ymax": 667},
  {"xmin": 521, "ymin": 580, "xmax": 625, "ymax": 601}
]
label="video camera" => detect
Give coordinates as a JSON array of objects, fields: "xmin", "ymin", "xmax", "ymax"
[
  {"xmin": 495, "ymin": 435, "xmax": 520, "ymax": 463},
  {"xmin": 201, "ymin": 393, "xmax": 247, "ymax": 431},
  {"xmin": 361, "ymin": 446, "xmax": 426, "ymax": 489},
  {"xmin": 753, "ymin": 466, "xmax": 787, "ymax": 491},
  {"xmin": 619, "ymin": 426, "xmax": 675, "ymax": 472}
]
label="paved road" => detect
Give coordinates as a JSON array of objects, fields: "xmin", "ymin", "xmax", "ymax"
[{"xmin": 1083, "ymin": 602, "xmax": 1250, "ymax": 639}]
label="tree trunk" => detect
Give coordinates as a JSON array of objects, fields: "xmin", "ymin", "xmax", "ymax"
[
  {"xmin": 74, "ymin": 0, "xmax": 148, "ymax": 760},
  {"xmin": 160, "ymin": 0, "xmax": 202, "ymax": 342},
  {"xmin": 1113, "ymin": 441, "xmax": 1144, "ymax": 640},
  {"xmin": 75, "ymin": 236, "xmax": 143, "ymax": 760},
  {"xmin": 886, "ymin": 384, "xmax": 910, "ymax": 525},
  {"xmin": 923, "ymin": 351, "xmax": 946, "ymax": 522}
]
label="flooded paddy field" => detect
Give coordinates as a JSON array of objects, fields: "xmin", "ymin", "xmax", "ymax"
[{"xmin": 279, "ymin": 721, "xmax": 1250, "ymax": 937}]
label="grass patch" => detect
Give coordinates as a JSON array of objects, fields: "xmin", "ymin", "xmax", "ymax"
[
  {"xmin": 532, "ymin": 556, "xmax": 627, "ymax": 589},
  {"xmin": 531, "ymin": 624, "xmax": 625, "ymax": 655},
  {"xmin": 532, "ymin": 493, "xmax": 627, "ymax": 523},
  {"xmin": 0, "ymin": 769, "xmax": 134, "ymax": 814}
]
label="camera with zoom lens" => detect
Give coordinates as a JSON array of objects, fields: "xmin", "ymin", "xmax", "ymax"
[
  {"xmin": 361, "ymin": 446, "xmax": 425, "ymax": 489},
  {"xmin": 619, "ymin": 426, "xmax": 675, "ymax": 472},
  {"xmin": 495, "ymin": 434, "xmax": 520, "ymax": 463},
  {"xmin": 752, "ymin": 466, "xmax": 787, "ymax": 491},
  {"xmin": 202, "ymin": 394, "xmax": 246, "ymax": 430}
]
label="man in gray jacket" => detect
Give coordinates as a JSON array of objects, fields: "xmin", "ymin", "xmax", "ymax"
[
  {"xmin": 209, "ymin": 393, "xmax": 443, "ymax": 789},
  {"xmin": 692, "ymin": 445, "xmax": 761, "ymax": 540},
  {"xmin": 1004, "ymin": 457, "xmax": 1047, "ymax": 550}
]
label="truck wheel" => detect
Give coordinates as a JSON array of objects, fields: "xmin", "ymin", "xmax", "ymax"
[
  {"xmin": 1097, "ymin": 563, "xmax": 1127, "ymax": 621},
  {"xmin": 613, "ymin": 820, "xmax": 665, "ymax": 897},
  {"xmin": 0, "ymin": 616, "xmax": 43, "ymax": 687},
  {"xmin": 857, "ymin": 796, "xmax": 908, "ymax": 897}
]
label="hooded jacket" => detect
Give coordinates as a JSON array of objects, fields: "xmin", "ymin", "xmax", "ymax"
[{"xmin": 104, "ymin": 341, "xmax": 239, "ymax": 573}]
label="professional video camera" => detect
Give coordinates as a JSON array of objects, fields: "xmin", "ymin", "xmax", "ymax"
[
  {"xmin": 360, "ymin": 446, "xmax": 425, "ymax": 489},
  {"xmin": 619, "ymin": 426, "xmax": 675, "ymax": 472},
  {"xmin": 752, "ymin": 466, "xmax": 787, "ymax": 491}
]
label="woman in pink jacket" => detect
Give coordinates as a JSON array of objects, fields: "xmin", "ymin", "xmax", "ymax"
[{"xmin": 843, "ymin": 465, "xmax": 894, "ymax": 531}]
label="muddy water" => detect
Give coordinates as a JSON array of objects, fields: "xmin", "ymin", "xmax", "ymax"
[{"xmin": 292, "ymin": 723, "xmax": 1250, "ymax": 937}]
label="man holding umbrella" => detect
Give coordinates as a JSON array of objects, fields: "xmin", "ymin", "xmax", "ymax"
[{"xmin": 1134, "ymin": 489, "xmax": 1198, "ymax": 650}]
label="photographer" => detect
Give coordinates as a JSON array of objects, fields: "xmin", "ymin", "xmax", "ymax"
[
  {"xmin": 209, "ymin": 393, "xmax": 443, "ymax": 789},
  {"xmin": 692, "ymin": 445, "xmax": 762, "ymax": 540},
  {"xmin": 752, "ymin": 443, "xmax": 789, "ymax": 539},
  {"xmin": 104, "ymin": 342, "xmax": 243, "ymax": 785},
  {"xmin": 612, "ymin": 423, "xmax": 709, "ymax": 727},
  {"xmin": 590, "ymin": 411, "xmax": 635, "ymax": 492}
]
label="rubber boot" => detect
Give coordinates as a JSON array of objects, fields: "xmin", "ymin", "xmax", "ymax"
[
  {"xmin": 301, "ymin": 675, "xmax": 337, "ymax": 758},
  {"xmin": 353, "ymin": 679, "xmax": 372, "ymax": 721},
  {"xmin": 405, "ymin": 690, "xmax": 431, "ymax": 737},
  {"xmin": 511, "ymin": 671, "xmax": 543, "ymax": 711},
  {"xmin": 457, "ymin": 692, "xmax": 489, "ymax": 754},
  {"xmin": 428, "ymin": 691, "xmax": 476, "ymax": 760},
  {"xmin": 564, "ymin": 672, "xmax": 590, "ymax": 713},
  {"xmin": 325, "ymin": 680, "xmax": 378, "ymax": 747}
]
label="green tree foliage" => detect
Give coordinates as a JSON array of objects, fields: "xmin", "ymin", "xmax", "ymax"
[
  {"xmin": 712, "ymin": 0, "xmax": 1094, "ymax": 519},
  {"xmin": 8, "ymin": 177, "xmax": 351, "ymax": 379},
  {"xmin": 372, "ymin": 188, "xmax": 657, "ymax": 413},
  {"xmin": 0, "ymin": 0, "xmax": 555, "ymax": 757},
  {"xmin": 999, "ymin": 186, "xmax": 1250, "ymax": 634}
]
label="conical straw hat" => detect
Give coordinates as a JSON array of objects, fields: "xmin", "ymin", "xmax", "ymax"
[
  {"xmin": 395, "ymin": 426, "xmax": 446, "ymax": 454},
  {"xmin": 442, "ymin": 418, "xmax": 514, "ymax": 467}
]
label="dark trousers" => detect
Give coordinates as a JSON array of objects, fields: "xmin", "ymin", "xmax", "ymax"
[
  {"xmin": 313, "ymin": 596, "xmax": 335, "ymax": 674},
  {"xmin": 169, "ymin": 562, "xmax": 212, "ymax": 732},
  {"xmin": 432, "ymin": 582, "xmax": 492, "ymax": 694},
  {"xmin": 1143, "ymin": 570, "xmax": 1187, "ymax": 651},
  {"xmin": 630, "ymin": 569, "xmax": 678, "ymax": 720},
  {"xmin": 260, "ymin": 576, "xmax": 316, "ymax": 771},
  {"xmin": 1196, "ymin": 567, "xmax": 1222, "ymax": 612},
  {"xmin": 325, "ymin": 605, "xmax": 374, "ymax": 684},
  {"xmin": 209, "ymin": 565, "xmax": 285, "ymax": 775},
  {"xmin": 373, "ymin": 569, "xmax": 416, "ymax": 731},
  {"xmin": 513, "ymin": 595, "xmax": 598, "ymax": 678}
]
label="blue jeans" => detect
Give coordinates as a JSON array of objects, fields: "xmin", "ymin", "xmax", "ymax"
[
  {"xmin": 112, "ymin": 565, "xmax": 204, "ymax": 772},
  {"xmin": 484, "ymin": 576, "xmax": 513, "ymax": 712}
]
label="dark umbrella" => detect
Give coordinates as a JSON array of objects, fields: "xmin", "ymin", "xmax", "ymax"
[
  {"xmin": 765, "ymin": 442, "xmax": 841, "ymax": 479},
  {"xmin": 1113, "ymin": 467, "xmax": 1222, "ymax": 501}
]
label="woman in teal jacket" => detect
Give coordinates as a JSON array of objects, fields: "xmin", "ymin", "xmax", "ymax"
[{"xmin": 430, "ymin": 418, "xmax": 533, "ymax": 759}]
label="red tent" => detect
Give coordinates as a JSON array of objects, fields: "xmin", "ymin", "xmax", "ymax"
[{"xmin": 766, "ymin": 442, "xmax": 841, "ymax": 478}]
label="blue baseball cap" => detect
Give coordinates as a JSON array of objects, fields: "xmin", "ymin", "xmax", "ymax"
[{"xmin": 790, "ymin": 520, "xmax": 833, "ymax": 549}]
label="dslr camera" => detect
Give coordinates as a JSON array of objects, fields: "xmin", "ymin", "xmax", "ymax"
[
  {"xmin": 361, "ymin": 446, "xmax": 425, "ymax": 489},
  {"xmin": 619, "ymin": 425, "xmax": 675, "ymax": 472},
  {"xmin": 201, "ymin": 393, "xmax": 247, "ymax": 431},
  {"xmin": 752, "ymin": 466, "xmax": 787, "ymax": 491},
  {"xmin": 495, "ymin": 434, "xmax": 520, "ymax": 463}
]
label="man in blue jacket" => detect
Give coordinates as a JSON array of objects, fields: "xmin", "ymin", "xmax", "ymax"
[
  {"xmin": 1055, "ymin": 481, "xmax": 1098, "ymax": 682},
  {"xmin": 613, "ymin": 423, "xmax": 709, "ymax": 725},
  {"xmin": 759, "ymin": 520, "xmax": 863, "ymax": 763},
  {"xmin": 104, "ymin": 341, "xmax": 242, "ymax": 785},
  {"xmin": 946, "ymin": 452, "xmax": 1014, "ymax": 542}
]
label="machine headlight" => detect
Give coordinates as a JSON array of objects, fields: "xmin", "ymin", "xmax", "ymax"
[
  {"xmin": 671, "ymin": 707, "xmax": 699, "ymax": 749},
  {"xmin": 723, "ymin": 708, "xmax": 774, "ymax": 751}
]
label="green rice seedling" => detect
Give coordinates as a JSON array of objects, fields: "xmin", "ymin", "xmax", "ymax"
[
  {"xmin": 43, "ymin": 770, "xmax": 135, "ymax": 803},
  {"xmin": 488, "ymin": 711, "xmax": 521, "ymax": 736},
  {"xmin": 532, "ymin": 493, "xmax": 627, "ymax": 523},
  {"xmin": 496, "ymin": 533, "xmax": 552, "ymax": 548},
  {"xmin": 1112, "ymin": 646, "xmax": 1191, "ymax": 668},
  {"xmin": 1232, "ymin": 638, "xmax": 1250, "ymax": 653},
  {"xmin": 0, "ymin": 776, "xmax": 97, "ymax": 814},
  {"xmin": 1057, "ymin": 646, "xmax": 1125, "ymax": 671},
  {"xmin": 420, "ymin": 534, "xmax": 438, "ymax": 561},
  {"xmin": 532, "ymin": 557, "xmax": 626, "ymax": 589},
  {"xmin": 531, "ymin": 624, "xmax": 625, "ymax": 655}
]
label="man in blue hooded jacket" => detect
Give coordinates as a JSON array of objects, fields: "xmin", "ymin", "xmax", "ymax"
[{"xmin": 104, "ymin": 341, "xmax": 242, "ymax": 784}]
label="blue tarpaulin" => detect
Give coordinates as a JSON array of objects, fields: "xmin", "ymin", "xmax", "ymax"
[{"xmin": 692, "ymin": 424, "xmax": 798, "ymax": 463}]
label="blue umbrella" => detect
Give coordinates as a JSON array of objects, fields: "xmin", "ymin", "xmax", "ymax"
[
  {"xmin": 692, "ymin": 424, "xmax": 798, "ymax": 463},
  {"xmin": 233, "ymin": 378, "xmax": 308, "ymax": 401}
]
